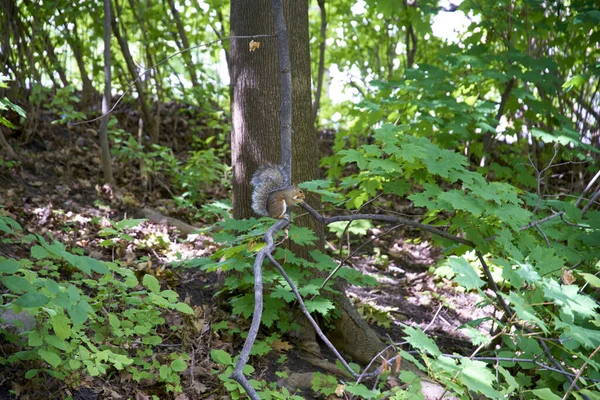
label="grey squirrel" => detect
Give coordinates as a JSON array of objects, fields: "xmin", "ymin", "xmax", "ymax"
[{"xmin": 251, "ymin": 164, "xmax": 305, "ymax": 218}]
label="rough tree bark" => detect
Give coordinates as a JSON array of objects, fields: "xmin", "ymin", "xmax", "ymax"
[{"xmin": 230, "ymin": 0, "xmax": 390, "ymax": 367}]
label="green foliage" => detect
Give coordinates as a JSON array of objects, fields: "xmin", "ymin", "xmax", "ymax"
[
  {"xmin": 0, "ymin": 213, "xmax": 193, "ymax": 394},
  {"xmin": 186, "ymin": 217, "xmax": 377, "ymax": 335},
  {"xmin": 109, "ymin": 121, "xmax": 229, "ymax": 212},
  {"xmin": 210, "ymin": 348, "xmax": 304, "ymax": 399},
  {"xmin": 311, "ymin": 372, "xmax": 339, "ymax": 396},
  {"xmin": 47, "ymin": 85, "xmax": 87, "ymax": 125},
  {"xmin": 0, "ymin": 74, "xmax": 26, "ymax": 129},
  {"xmin": 320, "ymin": 117, "xmax": 600, "ymax": 396},
  {"xmin": 98, "ymin": 218, "xmax": 148, "ymax": 249},
  {"xmin": 4, "ymin": 0, "xmax": 597, "ymax": 397},
  {"xmin": 310, "ymin": 118, "xmax": 599, "ymax": 399}
]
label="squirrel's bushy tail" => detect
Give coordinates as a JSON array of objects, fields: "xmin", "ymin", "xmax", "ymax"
[{"xmin": 250, "ymin": 164, "xmax": 287, "ymax": 216}]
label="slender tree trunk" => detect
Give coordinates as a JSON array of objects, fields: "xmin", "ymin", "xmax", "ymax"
[
  {"xmin": 41, "ymin": 31, "xmax": 69, "ymax": 88},
  {"xmin": 62, "ymin": 20, "xmax": 96, "ymax": 103},
  {"xmin": 312, "ymin": 0, "xmax": 326, "ymax": 126},
  {"xmin": 127, "ymin": 0, "xmax": 164, "ymax": 103},
  {"xmin": 110, "ymin": 1, "xmax": 159, "ymax": 142},
  {"xmin": 99, "ymin": 0, "xmax": 114, "ymax": 184},
  {"xmin": 165, "ymin": 0, "xmax": 199, "ymax": 88},
  {"xmin": 7, "ymin": 4, "xmax": 38, "ymax": 101}
]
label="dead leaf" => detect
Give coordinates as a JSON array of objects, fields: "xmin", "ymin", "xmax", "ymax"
[
  {"xmin": 104, "ymin": 388, "xmax": 123, "ymax": 399},
  {"xmin": 394, "ymin": 354, "xmax": 402, "ymax": 373},
  {"xmin": 335, "ymin": 384, "xmax": 345, "ymax": 396},
  {"xmin": 562, "ymin": 269, "xmax": 576, "ymax": 285},
  {"xmin": 380, "ymin": 356, "xmax": 389, "ymax": 372},
  {"xmin": 193, "ymin": 318, "xmax": 205, "ymax": 332},
  {"xmin": 271, "ymin": 339, "xmax": 293, "ymax": 352},
  {"xmin": 135, "ymin": 392, "xmax": 151, "ymax": 400},
  {"xmin": 192, "ymin": 381, "xmax": 208, "ymax": 394}
]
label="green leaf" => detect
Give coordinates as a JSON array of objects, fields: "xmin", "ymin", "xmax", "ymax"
[
  {"xmin": 444, "ymin": 256, "xmax": 486, "ymax": 290},
  {"xmin": 66, "ymin": 254, "xmax": 108, "ymax": 275},
  {"xmin": 288, "ymin": 226, "xmax": 317, "ymax": 246},
  {"xmin": 0, "ymin": 259, "xmax": 20, "ymax": 274},
  {"xmin": 39, "ymin": 349, "xmax": 62, "ymax": 368},
  {"xmin": 1, "ymin": 275, "xmax": 34, "ymax": 293},
  {"xmin": 403, "ymin": 325, "xmax": 441, "ymax": 357},
  {"xmin": 45, "ymin": 335, "xmax": 67, "ymax": 351},
  {"xmin": 24, "ymin": 369, "xmax": 38, "ymax": 379},
  {"xmin": 159, "ymin": 364, "xmax": 171, "ymax": 379},
  {"xmin": 339, "ymin": 149, "xmax": 368, "ymax": 170},
  {"xmin": 579, "ymin": 273, "xmax": 600, "ymax": 288},
  {"xmin": 170, "ymin": 358, "xmax": 187, "ymax": 372},
  {"xmin": 438, "ymin": 190, "xmax": 485, "ymax": 216},
  {"xmin": 458, "ymin": 359, "xmax": 503, "ymax": 399},
  {"xmin": 30, "ymin": 246, "xmax": 49, "ymax": 259},
  {"xmin": 304, "ymin": 298, "xmax": 335, "ymax": 315},
  {"xmin": 142, "ymin": 274, "xmax": 160, "ymax": 293},
  {"xmin": 210, "ymin": 349, "xmax": 232, "ymax": 365},
  {"xmin": 504, "ymin": 292, "xmax": 548, "ymax": 333},
  {"xmin": 530, "ymin": 388, "xmax": 563, "ymax": 400},
  {"xmin": 27, "ymin": 331, "xmax": 43, "ymax": 347},
  {"xmin": 542, "ymin": 280, "xmax": 598, "ymax": 319},
  {"xmin": 69, "ymin": 302, "xmax": 90, "ymax": 325},
  {"xmin": 562, "ymin": 75, "xmax": 586, "ymax": 91},
  {"xmin": 113, "ymin": 218, "xmax": 146, "ymax": 230},
  {"xmin": 108, "ymin": 313, "xmax": 121, "ymax": 329},
  {"xmin": 345, "ymin": 383, "xmax": 380, "ymax": 399},
  {"xmin": 14, "ymin": 292, "xmax": 50, "ymax": 308},
  {"xmin": 0, "ymin": 97, "xmax": 26, "ymax": 118},
  {"xmin": 50, "ymin": 313, "xmax": 72, "ymax": 339},
  {"xmin": 172, "ymin": 302, "xmax": 194, "ymax": 315},
  {"xmin": 0, "ymin": 215, "xmax": 22, "ymax": 234}
]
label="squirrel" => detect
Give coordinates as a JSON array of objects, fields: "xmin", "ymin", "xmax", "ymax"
[{"xmin": 251, "ymin": 164, "xmax": 305, "ymax": 219}]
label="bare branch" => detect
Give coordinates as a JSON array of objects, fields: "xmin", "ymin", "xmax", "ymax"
[{"xmin": 230, "ymin": 218, "xmax": 289, "ymax": 399}]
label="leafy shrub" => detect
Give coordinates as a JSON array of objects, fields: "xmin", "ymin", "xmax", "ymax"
[{"xmin": 0, "ymin": 213, "xmax": 193, "ymax": 394}]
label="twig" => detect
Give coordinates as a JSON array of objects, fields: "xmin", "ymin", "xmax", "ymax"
[
  {"xmin": 72, "ymin": 34, "xmax": 275, "ymax": 126},
  {"xmin": 267, "ymin": 253, "xmax": 369, "ymax": 379},
  {"xmin": 562, "ymin": 343, "xmax": 600, "ymax": 399},
  {"xmin": 575, "ymin": 168, "xmax": 600, "ymax": 207},
  {"xmin": 301, "ymin": 203, "xmax": 475, "ymax": 248},
  {"xmin": 582, "ymin": 187, "xmax": 600, "ymax": 215},
  {"xmin": 318, "ymin": 222, "xmax": 401, "ymax": 293}
]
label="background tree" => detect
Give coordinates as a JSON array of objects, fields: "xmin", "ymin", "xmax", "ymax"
[{"xmin": 99, "ymin": 0, "xmax": 114, "ymax": 184}]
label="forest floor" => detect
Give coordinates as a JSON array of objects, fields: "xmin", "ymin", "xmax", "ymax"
[{"xmin": 0, "ymin": 105, "xmax": 489, "ymax": 399}]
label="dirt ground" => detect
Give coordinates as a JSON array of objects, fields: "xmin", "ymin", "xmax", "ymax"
[{"xmin": 0, "ymin": 111, "xmax": 484, "ymax": 399}]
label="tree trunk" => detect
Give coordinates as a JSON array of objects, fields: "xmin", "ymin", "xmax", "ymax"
[
  {"xmin": 41, "ymin": 31, "xmax": 69, "ymax": 88},
  {"xmin": 165, "ymin": 0, "xmax": 199, "ymax": 88},
  {"xmin": 230, "ymin": 0, "xmax": 386, "ymax": 367},
  {"xmin": 127, "ymin": 0, "xmax": 164, "ymax": 104},
  {"xmin": 230, "ymin": 0, "xmax": 318, "ymax": 222},
  {"xmin": 63, "ymin": 21, "xmax": 96, "ymax": 104},
  {"xmin": 99, "ymin": 0, "xmax": 114, "ymax": 184},
  {"xmin": 110, "ymin": 1, "xmax": 159, "ymax": 142}
]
